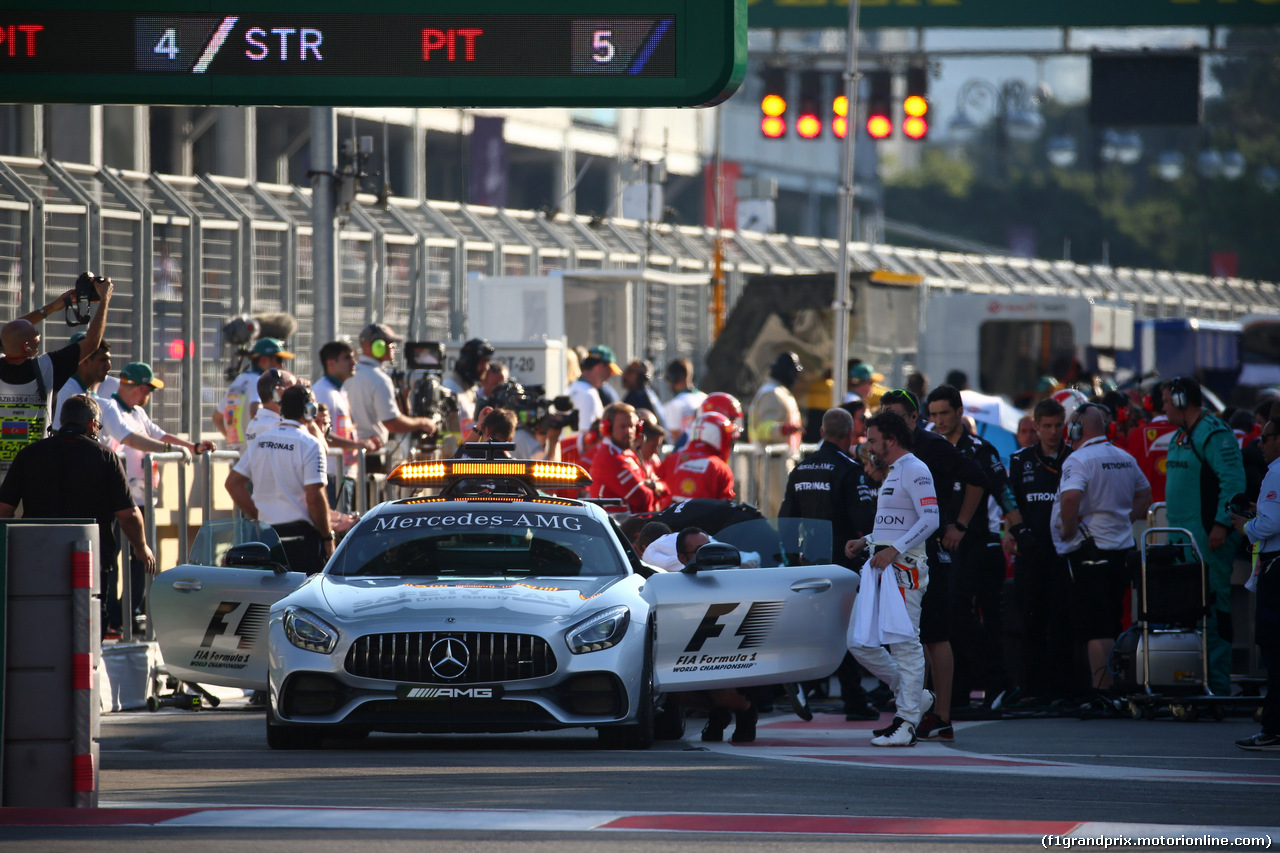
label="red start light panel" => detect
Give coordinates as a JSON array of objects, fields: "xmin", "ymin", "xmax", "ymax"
[
  {"xmin": 866, "ymin": 114, "xmax": 892, "ymax": 139},
  {"xmin": 761, "ymin": 115, "xmax": 785, "ymax": 138},
  {"xmin": 796, "ymin": 112, "xmax": 821, "ymax": 139}
]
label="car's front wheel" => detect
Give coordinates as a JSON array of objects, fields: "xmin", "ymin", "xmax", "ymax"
[{"xmin": 597, "ymin": 625, "xmax": 655, "ymax": 750}]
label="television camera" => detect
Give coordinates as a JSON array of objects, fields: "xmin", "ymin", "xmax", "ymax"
[
  {"xmin": 394, "ymin": 341, "xmax": 459, "ymax": 456},
  {"xmin": 493, "ymin": 381, "xmax": 580, "ymax": 433}
]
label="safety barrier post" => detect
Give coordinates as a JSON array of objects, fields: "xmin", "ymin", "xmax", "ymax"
[
  {"xmin": 138, "ymin": 450, "xmax": 190, "ymax": 643},
  {"xmin": 0, "ymin": 521, "xmax": 98, "ymax": 807},
  {"xmin": 202, "ymin": 449, "xmax": 242, "ymax": 523},
  {"xmin": 356, "ymin": 447, "xmax": 368, "ymax": 514},
  {"xmin": 70, "ymin": 538, "xmax": 97, "ymax": 808}
]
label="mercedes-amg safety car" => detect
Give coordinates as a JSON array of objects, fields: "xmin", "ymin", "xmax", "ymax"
[{"xmin": 151, "ymin": 452, "xmax": 857, "ymax": 749}]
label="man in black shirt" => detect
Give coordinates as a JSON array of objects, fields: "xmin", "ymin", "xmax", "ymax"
[
  {"xmin": 780, "ymin": 407, "xmax": 867, "ymax": 569},
  {"xmin": 1006, "ymin": 396, "xmax": 1075, "ymax": 704},
  {"xmin": 926, "ymin": 384, "xmax": 1022, "ymax": 714},
  {"xmin": 0, "ymin": 395, "xmax": 155, "ymax": 630},
  {"xmin": 879, "ymin": 388, "xmax": 987, "ymax": 740},
  {"xmin": 779, "ymin": 406, "xmax": 879, "ymax": 719}
]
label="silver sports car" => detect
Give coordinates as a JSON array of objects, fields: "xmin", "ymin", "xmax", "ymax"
[{"xmin": 151, "ymin": 457, "xmax": 857, "ymax": 749}]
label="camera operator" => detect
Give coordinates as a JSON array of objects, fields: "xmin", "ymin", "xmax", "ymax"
[
  {"xmin": 455, "ymin": 407, "xmax": 517, "ymax": 459},
  {"xmin": 0, "ymin": 394, "xmax": 156, "ymax": 637},
  {"xmin": 0, "ymin": 274, "xmax": 113, "ymax": 480},
  {"xmin": 444, "ymin": 338, "xmax": 495, "ymax": 435},
  {"xmin": 345, "ymin": 323, "xmax": 439, "ymax": 473},
  {"xmin": 475, "ymin": 360, "xmax": 509, "ymax": 412},
  {"xmin": 491, "ymin": 381, "xmax": 572, "ymax": 462},
  {"xmin": 225, "ymin": 385, "xmax": 333, "ymax": 575}
]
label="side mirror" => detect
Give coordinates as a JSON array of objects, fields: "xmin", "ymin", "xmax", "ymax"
[
  {"xmin": 222, "ymin": 541, "xmax": 290, "ymax": 575},
  {"xmin": 682, "ymin": 542, "xmax": 742, "ymax": 574}
]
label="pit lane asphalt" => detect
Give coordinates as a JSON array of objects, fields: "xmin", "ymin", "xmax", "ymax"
[{"xmin": 84, "ymin": 695, "xmax": 1278, "ymax": 830}]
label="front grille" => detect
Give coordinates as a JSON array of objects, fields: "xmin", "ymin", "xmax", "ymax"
[{"xmin": 345, "ymin": 632, "xmax": 558, "ymax": 683}]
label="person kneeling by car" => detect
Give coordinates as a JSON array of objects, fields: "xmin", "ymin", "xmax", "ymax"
[{"xmin": 225, "ymin": 384, "xmax": 334, "ymax": 574}]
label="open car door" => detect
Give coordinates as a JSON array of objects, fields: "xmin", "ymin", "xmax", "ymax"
[
  {"xmin": 644, "ymin": 519, "xmax": 858, "ymax": 693},
  {"xmin": 150, "ymin": 520, "xmax": 308, "ymax": 691}
]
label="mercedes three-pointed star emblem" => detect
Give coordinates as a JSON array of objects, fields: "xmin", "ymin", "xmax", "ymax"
[{"xmin": 428, "ymin": 637, "xmax": 469, "ymax": 680}]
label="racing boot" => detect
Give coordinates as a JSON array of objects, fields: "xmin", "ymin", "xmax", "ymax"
[
  {"xmin": 730, "ymin": 705, "xmax": 758, "ymax": 743},
  {"xmin": 701, "ymin": 707, "xmax": 732, "ymax": 742}
]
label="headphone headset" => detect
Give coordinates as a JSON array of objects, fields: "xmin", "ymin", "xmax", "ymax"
[
  {"xmin": 260, "ymin": 368, "xmax": 286, "ymax": 403},
  {"xmin": 1168, "ymin": 377, "xmax": 1189, "ymax": 410},
  {"xmin": 1067, "ymin": 403, "xmax": 1110, "ymax": 443},
  {"xmin": 281, "ymin": 384, "xmax": 318, "ymax": 421},
  {"xmin": 301, "ymin": 386, "xmax": 318, "ymax": 421},
  {"xmin": 370, "ymin": 338, "xmax": 388, "ymax": 360}
]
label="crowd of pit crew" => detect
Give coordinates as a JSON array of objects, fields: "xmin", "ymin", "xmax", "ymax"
[{"xmin": 0, "ymin": 286, "xmax": 1274, "ymax": 752}]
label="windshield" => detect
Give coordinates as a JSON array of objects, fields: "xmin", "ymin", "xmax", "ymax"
[
  {"xmin": 331, "ymin": 508, "xmax": 626, "ymax": 579},
  {"xmin": 187, "ymin": 519, "xmax": 288, "ymax": 569},
  {"xmin": 714, "ymin": 518, "xmax": 834, "ymax": 568}
]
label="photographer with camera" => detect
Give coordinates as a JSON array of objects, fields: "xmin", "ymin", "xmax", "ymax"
[
  {"xmin": 214, "ymin": 337, "xmax": 295, "ymax": 451},
  {"xmin": 345, "ymin": 323, "xmax": 439, "ymax": 473},
  {"xmin": 0, "ymin": 272, "xmax": 114, "ymax": 480}
]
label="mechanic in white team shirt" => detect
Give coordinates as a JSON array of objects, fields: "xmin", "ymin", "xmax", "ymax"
[
  {"xmin": 242, "ymin": 368, "xmax": 294, "ymax": 444},
  {"xmin": 844, "ymin": 410, "xmax": 940, "ymax": 748},
  {"xmin": 226, "ymin": 384, "xmax": 333, "ymax": 575}
]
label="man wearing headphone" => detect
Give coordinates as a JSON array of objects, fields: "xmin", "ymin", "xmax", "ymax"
[
  {"xmin": 226, "ymin": 385, "xmax": 334, "ymax": 575},
  {"xmin": 242, "ymin": 368, "xmax": 296, "ymax": 444},
  {"xmin": 1053, "ymin": 403, "xmax": 1151, "ymax": 695},
  {"xmin": 1163, "ymin": 376, "xmax": 1246, "ymax": 697},
  {"xmin": 344, "ymin": 323, "xmax": 439, "ymax": 473}
]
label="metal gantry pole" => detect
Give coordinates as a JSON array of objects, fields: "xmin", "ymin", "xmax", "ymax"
[
  {"xmin": 831, "ymin": 0, "xmax": 863, "ymax": 410},
  {"xmin": 311, "ymin": 106, "xmax": 339, "ymax": 344}
]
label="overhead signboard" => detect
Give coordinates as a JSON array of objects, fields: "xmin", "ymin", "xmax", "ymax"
[
  {"xmin": 0, "ymin": 0, "xmax": 746, "ymax": 107},
  {"xmin": 747, "ymin": 0, "xmax": 1280, "ymax": 30}
]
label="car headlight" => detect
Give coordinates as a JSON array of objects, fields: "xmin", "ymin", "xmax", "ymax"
[
  {"xmin": 565, "ymin": 605, "xmax": 630, "ymax": 654},
  {"xmin": 283, "ymin": 606, "xmax": 339, "ymax": 654}
]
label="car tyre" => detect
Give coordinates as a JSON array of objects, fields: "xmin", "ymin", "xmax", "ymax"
[
  {"xmin": 266, "ymin": 703, "xmax": 324, "ymax": 750},
  {"xmin": 654, "ymin": 698, "xmax": 686, "ymax": 740},
  {"xmin": 598, "ymin": 625, "xmax": 655, "ymax": 750}
]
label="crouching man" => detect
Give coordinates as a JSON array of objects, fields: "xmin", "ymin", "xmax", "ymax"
[{"xmin": 843, "ymin": 411, "xmax": 940, "ymax": 747}]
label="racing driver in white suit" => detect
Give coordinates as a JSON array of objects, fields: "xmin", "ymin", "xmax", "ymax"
[{"xmin": 844, "ymin": 410, "xmax": 940, "ymax": 747}]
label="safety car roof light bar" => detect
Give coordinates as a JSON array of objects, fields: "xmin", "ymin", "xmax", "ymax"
[{"xmin": 386, "ymin": 456, "xmax": 592, "ymax": 490}]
